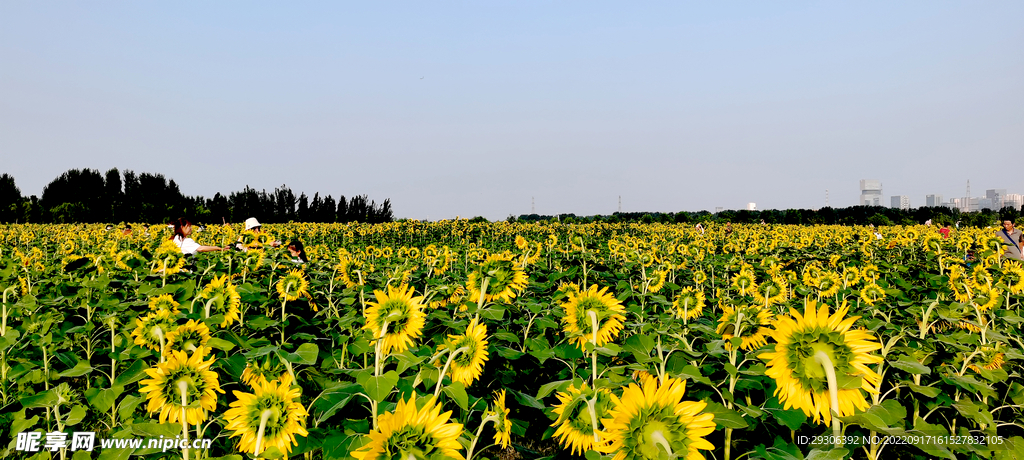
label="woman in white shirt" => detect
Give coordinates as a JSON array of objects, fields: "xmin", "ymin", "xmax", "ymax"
[{"xmin": 171, "ymin": 218, "xmax": 227, "ymax": 255}]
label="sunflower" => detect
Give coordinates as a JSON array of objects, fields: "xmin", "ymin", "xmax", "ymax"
[
  {"xmin": 364, "ymin": 284, "xmax": 426, "ymax": 356},
  {"xmin": 561, "ymin": 285, "xmax": 627, "ymax": 350},
  {"xmin": 948, "ymin": 266, "xmax": 974, "ymax": 303},
  {"xmin": 859, "ymin": 283, "xmax": 886, "ymax": 306},
  {"xmin": 812, "ymin": 271, "xmax": 842, "ymax": 298},
  {"xmin": 466, "ymin": 253, "xmax": 529, "ymax": 304},
  {"xmin": 551, "ymin": 383, "xmax": 617, "ymax": 455},
  {"xmin": 132, "ymin": 309, "xmax": 177, "ymax": 352},
  {"xmin": 335, "ymin": 256, "xmax": 365, "ymax": 288},
  {"xmin": 515, "ymin": 235, "xmax": 528, "ymax": 250},
  {"xmin": 842, "ymin": 266, "xmax": 860, "ymax": 288},
  {"xmin": 224, "ymin": 373, "xmax": 308, "ymax": 456},
  {"xmin": 731, "ymin": 270, "xmax": 756, "ymax": 296},
  {"xmin": 969, "ymin": 265, "xmax": 993, "ymax": 291},
  {"xmin": 673, "ymin": 288, "xmax": 705, "ymax": 321},
  {"xmin": 197, "ymin": 275, "xmax": 242, "ymax": 328},
  {"xmin": 1002, "ymin": 261, "xmax": 1024, "ymax": 294},
  {"xmin": 693, "ymin": 270, "xmax": 707, "ymax": 285},
  {"xmin": 860, "ymin": 263, "xmax": 880, "ymax": 283},
  {"xmin": 351, "ymin": 394, "xmax": 465, "ymax": 460},
  {"xmin": 437, "ymin": 317, "xmax": 489, "ymax": 387},
  {"xmin": 139, "ymin": 347, "xmax": 223, "ymax": 425},
  {"xmin": 646, "ymin": 269, "xmax": 667, "ymax": 293},
  {"xmin": 602, "ymin": 375, "xmax": 715, "ymax": 460},
  {"xmin": 558, "ymin": 281, "xmax": 582, "ymax": 297},
  {"xmin": 153, "ymin": 239, "xmax": 186, "ymax": 275},
  {"xmin": 761, "ymin": 300, "xmax": 883, "ymax": 425},
  {"xmin": 716, "ymin": 304, "xmax": 773, "ymax": 351},
  {"xmin": 147, "ymin": 294, "xmax": 181, "ymax": 314},
  {"xmin": 750, "ymin": 275, "xmax": 788, "ymax": 307},
  {"xmin": 276, "ymin": 269, "xmax": 310, "ymax": 301},
  {"xmin": 967, "ymin": 344, "xmax": 1006, "ymax": 373},
  {"xmin": 241, "ymin": 355, "xmax": 287, "ymax": 388},
  {"xmin": 972, "ymin": 285, "xmax": 1002, "ymax": 312},
  {"xmin": 490, "ymin": 390, "xmax": 512, "ymax": 449},
  {"xmin": 165, "ymin": 319, "xmax": 212, "ymax": 354}
]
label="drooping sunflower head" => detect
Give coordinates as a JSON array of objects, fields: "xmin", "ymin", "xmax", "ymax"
[
  {"xmin": 438, "ymin": 317, "xmax": 489, "ymax": 387},
  {"xmin": 466, "ymin": 253, "xmax": 529, "ymax": 304},
  {"xmin": 673, "ymin": 287, "xmax": 706, "ymax": 321},
  {"xmin": 132, "ymin": 309, "xmax": 177, "ymax": 352},
  {"xmin": 842, "ymin": 266, "xmax": 860, "ymax": 287},
  {"xmin": 198, "ymin": 275, "xmax": 242, "ymax": 328},
  {"xmin": 750, "ymin": 275, "xmax": 789, "ymax": 307},
  {"xmin": 971, "ymin": 285, "xmax": 1002, "ymax": 312},
  {"xmin": 364, "ymin": 284, "xmax": 426, "ymax": 355},
  {"xmin": 276, "ymin": 269, "xmax": 310, "ymax": 301},
  {"xmin": 859, "ymin": 283, "xmax": 886, "ymax": 306},
  {"xmin": 561, "ymin": 285, "xmax": 627, "ymax": 350},
  {"xmin": 489, "ymin": 390, "xmax": 512, "ymax": 449},
  {"xmin": 224, "ymin": 372, "xmax": 308, "ymax": 457},
  {"xmin": 352, "ymin": 394, "xmax": 465, "ymax": 460},
  {"xmin": 138, "ymin": 347, "xmax": 223, "ymax": 425},
  {"xmin": 558, "ymin": 281, "xmax": 582, "ymax": 297},
  {"xmin": 860, "ymin": 263, "xmax": 880, "ymax": 282},
  {"xmin": 967, "ymin": 343, "xmax": 1007, "ymax": 373},
  {"xmin": 602, "ymin": 375, "xmax": 716, "ymax": 460},
  {"xmin": 335, "ymin": 256, "xmax": 366, "ymax": 288},
  {"xmin": 761, "ymin": 300, "xmax": 883, "ymax": 425},
  {"xmin": 153, "ymin": 239, "xmax": 186, "ymax": 275},
  {"xmin": 731, "ymin": 270, "xmax": 756, "ymax": 296},
  {"xmin": 948, "ymin": 265, "xmax": 974, "ymax": 303},
  {"xmin": 1002, "ymin": 261, "xmax": 1024, "ymax": 294},
  {"xmin": 165, "ymin": 319, "xmax": 212, "ymax": 354},
  {"xmin": 812, "ymin": 271, "xmax": 842, "ymax": 298},
  {"xmin": 693, "ymin": 270, "xmax": 707, "ymax": 285},
  {"xmin": 716, "ymin": 304, "xmax": 773, "ymax": 351},
  {"xmin": 551, "ymin": 382, "xmax": 618, "ymax": 456},
  {"xmin": 148, "ymin": 294, "xmax": 181, "ymax": 314},
  {"xmin": 241, "ymin": 354, "xmax": 287, "ymax": 388},
  {"xmin": 646, "ymin": 269, "xmax": 667, "ymax": 293}
]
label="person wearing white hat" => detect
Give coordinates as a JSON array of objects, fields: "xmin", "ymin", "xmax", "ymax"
[{"xmin": 235, "ymin": 217, "xmax": 281, "ymax": 251}]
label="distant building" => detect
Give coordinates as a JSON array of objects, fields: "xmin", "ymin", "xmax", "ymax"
[
  {"xmin": 746, "ymin": 203, "xmax": 756, "ymax": 211},
  {"xmin": 890, "ymin": 195, "xmax": 910, "ymax": 210},
  {"xmin": 926, "ymin": 194, "xmax": 943, "ymax": 207},
  {"xmin": 1006, "ymin": 194, "xmax": 1024, "ymax": 210},
  {"xmin": 715, "ymin": 207, "xmax": 724, "ymax": 213},
  {"xmin": 860, "ymin": 180, "xmax": 882, "ymax": 206},
  {"xmin": 979, "ymin": 189, "xmax": 1008, "ymax": 210}
]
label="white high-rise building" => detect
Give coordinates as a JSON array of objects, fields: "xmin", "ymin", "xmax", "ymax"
[
  {"xmin": 746, "ymin": 203, "xmax": 756, "ymax": 211},
  {"xmin": 890, "ymin": 195, "xmax": 910, "ymax": 210},
  {"xmin": 860, "ymin": 180, "xmax": 882, "ymax": 206},
  {"xmin": 1005, "ymin": 194, "xmax": 1024, "ymax": 210},
  {"xmin": 926, "ymin": 194, "xmax": 943, "ymax": 207}
]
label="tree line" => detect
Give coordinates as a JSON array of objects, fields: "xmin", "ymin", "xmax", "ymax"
[
  {"xmin": 514, "ymin": 204, "xmax": 1023, "ymax": 227},
  {"xmin": 0, "ymin": 169, "xmax": 394, "ymax": 224}
]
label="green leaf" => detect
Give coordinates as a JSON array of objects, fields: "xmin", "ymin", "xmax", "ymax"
[
  {"xmin": 118, "ymin": 395, "xmax": 143, "ymax": 422},
  {"xmin": 312, "ymin": 383, "xmax": 361, "ymax": 421},
  {"xmin": 536, "ymin": 379, "xmax": 573, "ymax": 400},
  {"xmin": 130, "ymin": 422, "xmax": 183, "ymax": 437},
  {"xmin": 703, "ymin": 401, "xmax": 748, "ymax": 429},
  {"xmin": 622, "ymin": 334, "xmax": 655, "ymax": 363},
  {"xmin": 282, "ymin": 343, "xmax": 319, "ymax": 365},
  {"xmin": 889, "ymin": 359, "xmax": 930, "ymax": 375},
  {"xmin": 805, "ymin": 448, "xmax": 849, "ymax": 460},
  {"xmin": 954, "ymin": 400, "xmax": 994, "ymax": 427},
  {"xmin": 907, "ymin": 383, "xmax": 941, "ymax": 398},
  {"xmin": 65, "ymin": 405, "xmax": 87, "ymax": 426},
  {"xmin": 552, "ymin": 342, "xmax": 583, "ymax": 360},
  {"xmin": 206, "ymin": 337, "xmax": 236, "ymax": 352},
  {"xmin": 491, "ymin": 331, "xmax": 520, "ymax": 344},
  {"xmin": 113, "ymin": 359, "xmax": 149, "ymax": 387},
  {"xmin": 480, "ymin": 306, "xmax": 505, "ymax": 320},
  {"xmin": 58, "ymin": 360, "xmax": 93, "ymax": 377},
  {"xmin": 358, "ymin": 371, "xmax": 399, "ymax": 402},
  {"xmin": 443, "ymin": 382, "xmax": 468, "ymax": 410},
  {"xmin": 85, "ymin": 386, "xmax": 123, "ymax": 412},
  {"xmin": 675, "ymin": 365, "xmax": 713, "ymax": 386},
  {"xmin": 20, "ymin": 390, "xmax": 57, "ymax": 408}
]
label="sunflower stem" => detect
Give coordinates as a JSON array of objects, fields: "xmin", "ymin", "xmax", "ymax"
[
  {"xmin": 465, "ymin": 414, "xmax": 498, "ymax": 460},
  {"xmin": 435, "ymin": 346, "xmax": 470, "ymax": 398},
  {"xmin": 154, "ymin": 326, "xmax": 165, "ymax": 364},
  {"xmin": 253, "ymin": 408, "xmax": 273, "ymax": 457},
  {"xmin": 813, "ymin": 350, "xmax": 842, "ymax": 447},
  {"xmin": 650, "ymin": 430, "xmax": 674, "ymax": 458},
  {"xmin": 178, "ymin": 381, "xmax": 190, "ymax": 460},
  {"xmin": 477, "ymin": 276, "xmax": 490, "ymax": 311},
  {"xmin": 588, "ymin": 310, "xmax": 599, "ymax": 387}
]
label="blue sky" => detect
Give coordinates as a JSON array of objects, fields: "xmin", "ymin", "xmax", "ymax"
[{"xmin": 2, "ymin": 2, "xmax": 1021, "ymax": 219}]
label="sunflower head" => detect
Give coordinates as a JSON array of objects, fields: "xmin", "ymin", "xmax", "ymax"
[
  {"xmin": 761, "ymin": 300, "xmax": 883, "ymax": 425},
  {"xmin": 489, "ymin": 390, "xmax": 512, "ymax": 449},
  {"xmin": 148, "ymin": 294, "xmax": 181, "ymax": 314},
  {"xmin": 335, "ymin": 256, "xmax": 366, "ymax": 288},
  {"xmin": 716, "ymin": 304, "xmax": 773, "ymax": 351},
  {"xmin": 241, "ymin": 354, "xmax": 288, "ymax": 387},
  {"xmin": 153, "ymin": 239, "xmax": 186, "ymax": 275},
  {"xmin": 750, "ymin": 275, "xmax": 788, "ymax": 307},
  {"xmin": 646, "ymin": 270, "xmax": 667, "ymax": 293},
  {"xmin": 967, "ymin": 343, "xmax": 1007, "ymax": 373},
  {"xmin": 198, "ymin": 275, "xmax": 242, "ymax": 328},
  {"xmin": 673, "ymin": 287, "xmax": 706, "ymax": 321},
  {"xmin": 466, "ymin": 253, "xmax": 529, "ymax": 304},
  {"xmin": 438, "ymin": 317, "xmax": 489, "ymax": 387},
  {"xmin": 132, "ymin": 309, "xmax": 177, "ymax": 352},
  {"xmin": 224, "ymin": 372, "xmax": 308, "ymax": 456},
  {"xmin": 165, "ymin": 319, "xmax": 212, "ymax": 354},
  {"xmin": 276, "ymin": 269, "xmax": 310, "ymax": 301},
  {"xmin": 561, "ymin": 285, "xmax": 627, "ymax": 350},
  {"xmin": 364, "ymin": 284, "xmax": 426, "ymax": 356},
  {"xmin": 139, "ymin": 347, "xmax": 223, "ymax": 425},
  {"xmin": 551, "ymin": 382, "xmax": 618, "ymax": 455},
  {"xmin": 731, "ymin": 270, "xmax": 756, "ymax": 296},
  {"xmin": 352, "ymin": 394, "xmax": 465, "ymax": 460},
  {"xmin": 859, "ymin": 283, "xmax": 886, "ymax": 306},
  {"xmin": 1001, "ymin": 261, "xmax": 1024, "ymax": 294},
  {"xmin": 602, "ymin": 375, "xmax": 716, "ymax": 460}
]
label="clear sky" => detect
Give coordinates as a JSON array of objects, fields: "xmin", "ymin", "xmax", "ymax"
[{"xmin": 2, "ymin": 2, "xmax": 1021, "ymax": 220}]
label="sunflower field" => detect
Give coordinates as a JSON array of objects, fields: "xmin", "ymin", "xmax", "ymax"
[{"xmin": 2, "ymin": 221, "xmax": 1023, "ymax": 460}]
